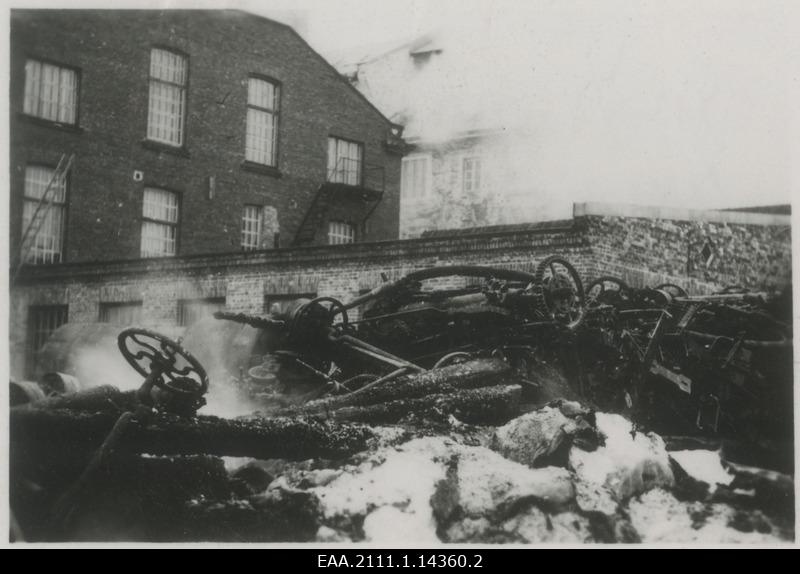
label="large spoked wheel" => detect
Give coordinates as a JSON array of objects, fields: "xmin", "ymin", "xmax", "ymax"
[
  {"xmin": 586, "ymin": 276, "xmax": 631, "ymax": 307},
  {"xmin": 118, "ymin": 328, "xmax": 209, "ymax": 397},
  {"xmin": 532, "ymin": 255, "xmax": 586, "ymax": 330}
]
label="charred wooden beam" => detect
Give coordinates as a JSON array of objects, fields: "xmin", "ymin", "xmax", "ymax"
[
  {"xmin": 320, "ymin": 384, "xmax": 523, "ymax": 426},
  {"xmin": 11, "ymin": 408, "xmax": 374, "ymax": 461},
  {"xmin": 283, "ymin": 358, "xmax": 515, "ymax": 415},
  {"xmin": 17, "ymin": 385, "xmax": 137, "ymax": 413}
]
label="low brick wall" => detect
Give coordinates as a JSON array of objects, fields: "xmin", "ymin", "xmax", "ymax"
[{"xmin": 10, "ymin": 203, "xmax": 791, "ymax": 378}]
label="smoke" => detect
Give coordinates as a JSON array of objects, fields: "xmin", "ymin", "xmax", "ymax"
[
  {"xmin": 70, "ymin": 344, "xmax": 144, "ymax": 392},
  {"xmin": 180, "ymin": 318, "xmax": 266, "ymax": 418},
  {"xmin": 347, "ymin": 0, "xmax": 795, "ymax": 218},
  {"xmin": 60, "ymin": 319, "xmax": 265, "ymax": 419}
]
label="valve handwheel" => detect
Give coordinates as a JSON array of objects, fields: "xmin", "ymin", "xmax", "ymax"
[
  {"xmin": 531, "ymin": 255, "xmax": 587, "ymax": 330},
  {"xmin": 118, "ymin": 328, "xmax": 209, "ymax": 397}
]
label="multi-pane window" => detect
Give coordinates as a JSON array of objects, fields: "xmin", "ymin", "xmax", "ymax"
[
  {"xmin": 462, "ymin": 157, "xmax": 482, "ymax": 194},
  {"xmin": 23, "ymin": 59, "xmax": 78, "ymax": 124},
  {"xmin": 22, "ymin": 165, "xmax": 67, "ymax": 264},
  {"xmin": 327, "ymin": 137, "xmax": 363, "ymax": 186},
  {"xmin": 99, "ymin": 302, "xmax": 143, "ymax": 325},
  {"xmin": 141, "ymin": 188, "xmax": 178, "ymax": 257},
  {"xmin": 328, "ymin": 221, "xmax": 356, "ymax": 245},
  {"xmin": 177, "ymin": 298, "xmax": 225, "ymax": 327},
  {"xmin": 147, "ymin": 48, "xmax": 187, "ymax": 146},
  {"xmin": 29, "ymin": 305, "xmax": 68, "ymax": 353},
  {"xmin": 241, "ymin": 205, "xmax": 263, "ymax": 251},
  {"xmin": 401, "ymin": 155, "xmax": 432, "ymax": 199},
  {"xmin": 246, "ymin": 77, "xmax": 279, "ymax": 166}
]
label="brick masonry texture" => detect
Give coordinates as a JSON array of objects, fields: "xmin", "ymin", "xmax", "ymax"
[
  {"xmin": 9, "ymin": 210, "xmax": 791, "ymax": 378},
  {"xmin": 10, "ymin": 10, "xmax": 401, "ymax": 262}
]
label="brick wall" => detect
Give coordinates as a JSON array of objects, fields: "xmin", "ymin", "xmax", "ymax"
[
  {"xmin": 10, "ymin": 205, "xmax": 791, "ymax": 379},
  {"xmin": 10, "ymin": 10, "xmax": 401, "ymax": 263}
]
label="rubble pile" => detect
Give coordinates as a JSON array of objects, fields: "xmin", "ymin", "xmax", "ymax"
[
  {"xmin": 9, "ymin": 255, "xmax": 794, "ymax": 543},
  {"xmin": 11, "ymin": 386, "xmax": 794, "ymax": 543}
]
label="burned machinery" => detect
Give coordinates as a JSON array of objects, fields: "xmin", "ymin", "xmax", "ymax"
[
  {"xmin": 10, "ymin": 254, "xmax": 794, "ymax": 542},
  {"xmin": 580, "ymin": 277, "xmax": 793, "ymax": 444},
  {"xmin": 215, "ymin": 255, "xmax": 587, "ymax": 399},
  {"xmin": 213, "ymin": 255, "xmax": 792, "ymax": 445}
]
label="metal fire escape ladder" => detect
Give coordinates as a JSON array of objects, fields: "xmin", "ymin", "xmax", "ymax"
[
  {"xmin": 13, "ymin": 153, "xmax": 75, "ymax": 282},
  {"xmin": 292, "ymin": 157, "xmax": 384, "ymax": 246},
  {"xmin": 293, "ymin": 183, "xmax": 334, "ymax": 246}
]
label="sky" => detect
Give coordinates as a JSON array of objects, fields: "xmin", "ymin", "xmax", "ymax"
[
  {"xmin": 257, "ymin": 0, "xmax": 798, "ymax": 213},
  {"xmin": 6, "ymin": 0, "xmax": 800, "ymax": 213}
]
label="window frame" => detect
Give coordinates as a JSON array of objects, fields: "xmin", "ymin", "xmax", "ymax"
[
  {"xmin": 140, "ymin": 186, "xmax": 180, "ymax": 258},
  {"xmin": 98, "ymin": 301, "xmax": 144, "ymax": 325},
  {"xmin": 27, "ymin": 304, "xmax": 69, "ymax": 376},
  {"xmin": 462, "ymin": 156, "xmax": 482, "ymax": 195},
  {"xmin": 245, "ymin": 74, "xmax": 281, "ymax": 168},
  {"xmin": 401, "ymin": 153, "xmax": 433, "ymax": 200},
  {"xmin": 327, "ymin": 136, "xmax": 364, "ymax": 186},
  {"xmin": 22, "ymin": 57, "xmax": 81, "ymax": 127},
  {"xmin": 327, "ymin": 220, "xmax": 357, "ymax": 245},
  {"xmin": 146, "ymin": 46, "xmax": 189, "ymax": 148},
  {"xmin": 21, "ymin": 163, "xmax": 69, "ymax": 265},
  {"xmin": 177, "ymin": 297, "xmax": 226, "ymax": 328},
  {"xmin": 241, "ymin": 204, "xmax": 264, "ymax": 251}
]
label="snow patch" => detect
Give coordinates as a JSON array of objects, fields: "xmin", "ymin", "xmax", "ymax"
[
  {"xmin": 569, "ymin": 413, "xmax": 673, "ymax": 509},
  {"xmin": 628, "ymin": 488, "xmax": 788, "ymax": 544},
  {"xmin": 458, "ymin": 447, "xmax": 575, "ymax": 515},
  {"xmin": 312, "ymin": 436, "xmax": 452, "ymax": 542},
  {"xmin": 670, "ymin": 449, "xmax": 733, "ymax": 492}
]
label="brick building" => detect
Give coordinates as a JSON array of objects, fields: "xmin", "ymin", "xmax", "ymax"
[{"xmin": 10, "ymin": 9, "xmax": 404, "ymax": 269}]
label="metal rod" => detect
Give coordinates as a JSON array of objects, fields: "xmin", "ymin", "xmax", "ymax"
[
  {"xmin": 339, "ymin": 367, "xmax": 409, "ymax": 400},
  {"xmin": 336, "ymin": 333, "xmax": 426, "ymax": 372}
]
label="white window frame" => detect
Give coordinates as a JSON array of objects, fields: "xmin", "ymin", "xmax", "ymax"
[
  {"xmin": 327, "ymin": 137, "xmax": 363, "ymax": 186},
  {"xmin": 23, "ymin": 59, "xmax": 79, "ymax": 125},
  {"xmin": 22, "ymin": 165, "xmax": 67, "ymax": 264},
  {"xmin": 462, "ymin": 157, "xmax": 482, "ymax": 195},
  {"xmin": 401, "ymin": 154, "xmax": 433, "ymax": 200},
  {"xmin": 246, "ymin": 77, "xmax": 280, "ymax": 166},
  {"xmin": 328, "ymin": 221, "xmax": 356, "ymax": 245},
  {"xmin": 241, "ymin": 205, "xmax": 263, "ymax": 251},
  {"xmin": 147, "ymin": 48, "xmax": 188, "ymax": 147},
  {"xmin": 140, "ymin": 187, "xmax": 179, "ymax": 258}
]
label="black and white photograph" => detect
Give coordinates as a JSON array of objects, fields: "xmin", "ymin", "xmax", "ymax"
[{"xmin": 4, "ymin": 0, "xmax": 797, "ymax": 547}]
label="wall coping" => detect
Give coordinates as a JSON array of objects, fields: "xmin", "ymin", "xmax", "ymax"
[
  {"xmin": 574, "ymin": 202, "xmax": 791, "ymax": 227},
  {"xmin": 13, "ymin": 224, "xmax": 584, "ymax": 285}
]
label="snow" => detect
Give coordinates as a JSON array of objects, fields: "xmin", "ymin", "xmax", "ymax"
[
  {"xmin": 312, "ymin": 437, "xmax": 451, "ymax": 542},
  {"xmin": 628, "ymin": 488, "xmax": 787, "ymax": 544},
  {"xmin": 457, "ymin": 447, "xmax": 575, "ymax": 515},
  {"xmin": 569, "ymin": 412, "xmax": 674, "ymax": 508},
  {"xmin": 670, "ymin": 449, "xmax": 734, "ymax": 492}
]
